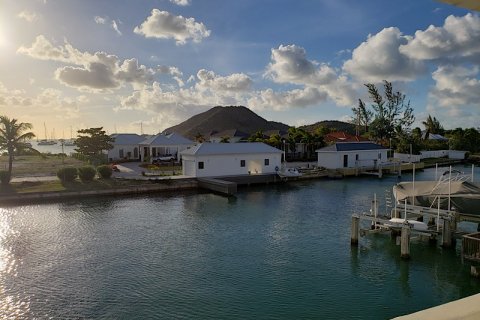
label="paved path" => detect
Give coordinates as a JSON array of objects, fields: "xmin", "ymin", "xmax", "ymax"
[{"xmin": 11, "ymin": 176, "xmax": 58, "ymax": 183}]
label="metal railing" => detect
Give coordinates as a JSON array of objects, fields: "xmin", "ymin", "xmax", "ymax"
[{"xmin": 462, "ymin": 232, "xmax": 480, "ymax": 263}]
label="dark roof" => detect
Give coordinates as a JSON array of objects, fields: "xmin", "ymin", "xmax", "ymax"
[
  {"xmin": 316, "ymin": 142, "xmax": 388, "ymax": 152},
  {"xmin": 210, "ymin": 129, "xmax": 249, "ymax": 139}
]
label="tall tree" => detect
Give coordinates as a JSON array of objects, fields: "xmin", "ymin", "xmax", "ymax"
[
  {"xmin": 358, "ymin": 80, "xmax": 415, "ymax": 142},
  {"xmin": 0, "ymin": 116, "xmax": 37, "ymax": 182},
  {"xmin": 75, "ymin": 127, "xmax": 114, "ymax": 158},
  {"xmin": 351, "ymin": 99, "xmax": 373, "ymax": 134},
  {"xmin": 422, "ymin": 115, "xmax": 444, "ymax": 140}
]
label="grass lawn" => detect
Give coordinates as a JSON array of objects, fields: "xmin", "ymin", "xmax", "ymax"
[
  {"xmin": 1, "ymin": 178, "xmax": 155, "ymax": 194},
  {"xmin": 0, "ymin": 155, "xmax": 86, "ymax": 177}
]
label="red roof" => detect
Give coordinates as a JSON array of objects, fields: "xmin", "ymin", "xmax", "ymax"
[{"xmin": 324, "ymin": 132, "xmax": 369, "ymax": 143}]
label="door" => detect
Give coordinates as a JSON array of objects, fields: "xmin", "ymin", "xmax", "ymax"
[{"xmin": 343, "ymin": 154, "xmax": 348, "ymax": 168}]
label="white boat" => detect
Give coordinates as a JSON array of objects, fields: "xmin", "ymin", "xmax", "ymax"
[
  {"xmin": 277, "ymin": 167, "xmax": 302, "ymax": 178},
  {"xmin": 386, "ymin": 218, "xmax": 428, "ymax": 231},
  {"xmin": 38, "ymin": 139, "xmax": 57, "ymax": 145},
  {"xmin": 393, "ymin": 169, "xmax": 480, "ymax": 216}
]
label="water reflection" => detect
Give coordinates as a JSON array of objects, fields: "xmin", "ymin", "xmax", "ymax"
[{"xmin": 0, "ymin": 208, "xmax": 30, "ymax": 318}]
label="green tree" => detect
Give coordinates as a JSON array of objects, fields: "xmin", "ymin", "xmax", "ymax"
[
  {"xmin": 219, "ymin": 136, "xmax": 230, "ymax": 143},
  {"xmin": 351, "ymin": 99, "xmax": 373, "ymax": 134},
  {"xmin": 194, "ymin": 132, "xmax": 205, "ymax": 143},
  {"xmin": 75, "ymin": 127, "xmax": 114, "ymax": 163},
  {"xmin": 248, "ymin": 130, "xmax": 266, "ymax": 142},
  {"xmin": 0, "ymin": 116, "xmax": 37, "ymax": 183},
  {"xmin": 422, "ymin": 115, "xmax": 444, "ymax": 140},
  {"xmin": 358, "ymin": 81, "xmax": 415, "ymax": 142}
]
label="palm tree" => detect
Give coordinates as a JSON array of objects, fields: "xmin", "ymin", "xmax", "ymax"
[
  {"xmin": 422, "ymin": 115, "xmax": 443, "ymax": 140},
  {"xmin": 0, "ymin": 116, "xmax": 36, "ymax": 183}
]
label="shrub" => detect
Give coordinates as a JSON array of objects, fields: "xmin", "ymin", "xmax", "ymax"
[
  {"xmin": 78, "ymin": 166, "xmax": 97, "ymax": 182},
  {"xmin": 0, "ymin": 170, "xmax": 11, "ymax": 185},
  {"xmin": 57, "ymin": 167, "xmax": 78, "ymax": 182},
  {"xmin": 97, "ymin": 165, "xmax": 113, "ymax": 179}
]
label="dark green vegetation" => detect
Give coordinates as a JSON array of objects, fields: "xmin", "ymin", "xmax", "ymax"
[
  {"xmin": 78, "ymin": 165, "xmax": 97, "ymax": 182},
  {"xmin": 57, "ymin": 167, "xmax": 78, "ymax": 182},
  {"xmin": 74, "ymin": 127, "xmax": 114, "ymax": 164},
  {"xmin": 97, "ymin": 165, "xmax": 113, "ymax": 179},
  {"xmin": 0, "ymin": 116, "xmax": 38, "ymax": 183}
]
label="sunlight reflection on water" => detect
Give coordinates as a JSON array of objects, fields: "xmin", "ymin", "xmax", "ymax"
[{"xmin": 0, "ymin": 208, "xmax": 29, "ymax": 319}]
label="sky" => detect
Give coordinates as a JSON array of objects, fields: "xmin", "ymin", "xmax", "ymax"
[{"xmin": 1, "ymin": 0, "xmax": 479, "ymax": 138}]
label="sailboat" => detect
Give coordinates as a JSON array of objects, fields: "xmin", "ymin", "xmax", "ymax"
[
  {"xmin": 38, "ymin": 123, "xmax": 57, "ymax": 145},
  {"xmin": 64, "ymin": 126, "xmax": 76, "ymax": 146}
]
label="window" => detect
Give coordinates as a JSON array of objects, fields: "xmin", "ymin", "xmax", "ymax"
[
  {"xmin": 198, "ymin": 161, "xmax": 204, "ymax": 169},
  {"xmin": 355, "ymin": 154, "xmax": 359, "ymax": 161},
  {"xmin": 119, "ymin": 149, "xmax": 124, "ymax": 158},
  {"xmin": 133, "ymin": 147, "xmax": 138, "ymax": 158},
  {"xmin": 378, "ymin": 153, "xmax": 382, "ymax": 159},
  {"xmin": 240, "ymin": 160, "xmax": 245, "ymax": 167},
  {"xmin": 264, "ymin": 159, "xmax": 269, "ymax": 166}
]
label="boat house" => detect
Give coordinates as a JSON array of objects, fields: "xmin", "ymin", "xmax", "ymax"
[
  {"xmin": 316, "ymin": 142, "xmax": 389, "ymax": 169},
  {"xmin": 180, "ymin": 142, "xmax": 282, "ymax": 178},
  {"xmin": 108, "ymin": 134, "xmax": 145, "ymax": 162}
]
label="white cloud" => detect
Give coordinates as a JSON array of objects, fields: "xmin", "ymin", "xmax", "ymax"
[
  {"xmin": 196, "ymin": 69, "xmax": 252, "ymax": 92},
  {"xmin": 427, "ymin": 64, "xmax": 480, "ymax": 127},
  {"xmin": 95, "ymin": 16, "xmax": 122, "ymax": 36},
  {"xmin": 94, "ymin": 16, "xmax": 107, "ymax": 24},
  {"xmin": 264, "ymin": 44, "xmax": 357, "ymax": 107},
  {"xmin": 18, "ymin": 36, "xmax": 167, "ymax": 91},
  {"xmin": 169, "ymin": 0, "xmax": 190, "ymax": 6},
  {"xmin": 400, "ymin": 14, "xmax": 480, "ymax": 61},
  {"xmin": 247, "ymin": 87, "xmax": 328, "ymax": 111},
  {"xmin": 430, "ymin": 65, "xmax": 480, "ymax": 107},
  {"xmin": 134, "ymin": 9, "xmax": 210, "ymax": 45},
  {"xmin": 266, "ymin": 44, "xmax": 336, "ymax": 86},
  {"xmin": 343, "ymin": 27, "xmax": 426, "ymax": 82},
  {"xmin": 17, "ymin": 11, "xmax": 38, "ymax": 22}
]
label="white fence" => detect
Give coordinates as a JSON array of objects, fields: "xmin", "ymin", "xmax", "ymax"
[{"xmin": 394, "ymin": 150, "xmax": 467, "ymax": 163}]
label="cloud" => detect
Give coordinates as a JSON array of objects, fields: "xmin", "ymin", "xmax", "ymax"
[
  {"xmin": 17, "ymin": 11, "xmax": 38, "ymax": 22},
  {"xmin": 400, "ymin": 13, "xmax": 480, "ymax": 62},
  {"xmin": 18, "ymin": 36, "xmax": 168, "ymax": 91},
  {"xmin": 195, "ymin": 69, "xmax": 252, "ymax": 92},
  {"xmin": 266, "ymin": 44, "xmax": 336, "ymax": 86},
  {"xmin": 264, "ymin": 44, "xmax": 357, "ymax": 107},
  {"xmin": 134, "ymin": 9, "xmax": 210, "ymax": 45},
  {"xmin": 95, "ymin": 16, "xmax": 122, "ymax": 35},
  {"xmin": 169, "ymin": 0, "xmax": 190, "ymax": 6},
  {"xmin": 427, "ymin": 64, "xmax": 480, "ymax": 127},
  {"xmin": 248, "ymin": 87, "xmax": 328, "ymax": 111},
  {"xmin": 343, "ymin": 27, "xmax": 426, "ymax": 82},
  {"xmin": 430, "ymin": 64, "xmax": 480, "ymax": 108}
]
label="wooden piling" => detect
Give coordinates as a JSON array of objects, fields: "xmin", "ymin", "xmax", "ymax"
[
  {"xmin": 442, "ymin": 219, "xmax": 452, "ymax": 248},
  {"xmin": 401, "ymin": 224, "xmax": 411, "ymax": 259},
  {"xmin": 351, "ymin": 215, "xmax": 360, "ymax": 246}
]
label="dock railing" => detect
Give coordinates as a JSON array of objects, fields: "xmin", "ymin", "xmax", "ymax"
[{"xmin": 462, "ymin": 232, "xmax": 480, "ymax": 263}]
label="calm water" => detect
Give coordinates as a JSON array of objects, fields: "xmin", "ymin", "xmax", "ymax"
[{"xmin": 1, "ymin": 165, "xmax": 479, "ymax": 319}]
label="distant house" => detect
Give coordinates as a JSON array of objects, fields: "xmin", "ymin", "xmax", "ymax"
[
  {"xmin": 180, "ymin": 142, "xmax": 282, "ymax": 177},
  {"xmin": 139, "ymin": 132, "xmax": 194, "ymax": 162},
  {"xmin": 209, "ymin": 129, "xmax": 249, "ymax": 143},
  {"xmin": 108, "ymin": 133, "xmax": 145, "ymax": 162},
  {"xmin": 324, "ymin": 131, "xmax": 369, "ymax": 144},
  {"xmin": 316, "ymin": 142, "xmax": 389, "ymax": 169},
  {"xmin": 421, "ymin": 131, "xmax": 448, "ymax": 141}
]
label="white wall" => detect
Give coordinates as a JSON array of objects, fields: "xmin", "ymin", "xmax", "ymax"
[
  {"xmin": 317, "ymin": 150, "xmax": 388, "ymax": 169},
  {"xmin": 108, "ymin": 144, "xmax": 140, "ymax": 161},
  {"xmin": 182, "ymin": 153, "xmax": 282, "ymax": 177},
  {"xmin": 394, "ymin": 150, "xmax": 466, "ymax": 162}
]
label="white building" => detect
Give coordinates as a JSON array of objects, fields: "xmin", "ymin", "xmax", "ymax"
[
  {"xmin": 108, "ymin": 134, "xmax": 145, "ymax": 162},
  {"xmin": 181, "ymin": 142, "xmax": 283, "ymax": 178},
  {"xmin": 139, "ymin": 132, "xmax": 194, "ymax": 162},
  {"xmin": 316, "ymin": 142, "xmax": 389, "ymax": 169}
]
